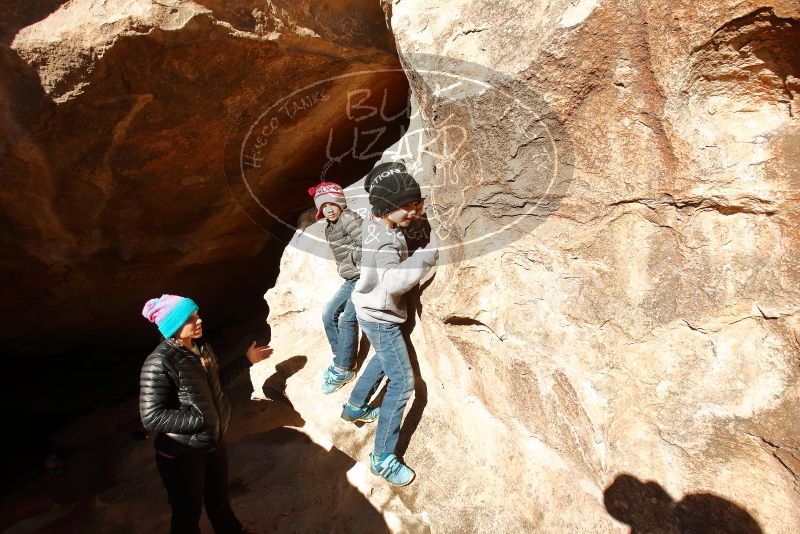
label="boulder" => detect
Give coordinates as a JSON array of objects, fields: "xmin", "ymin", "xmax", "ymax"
[
  {"xmin": 260, "ymin": 0, "xmax": 800, "ymax": 531},
  {"xmin": 0, "ymin": 0, "xmax": 408, "ymax": 353}
]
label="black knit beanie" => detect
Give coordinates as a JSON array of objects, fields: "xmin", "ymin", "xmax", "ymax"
[
  {"xmin": 364, "ymin": 161, "xmax": 408, "ymax": 193},
  {"xmin": 368, "ymin": 170, "xmax": 421, "ymax": 217}
]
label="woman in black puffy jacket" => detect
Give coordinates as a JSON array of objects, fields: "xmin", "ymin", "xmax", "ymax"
[{"xmin": 139, "ymin": 294, "xmax": 272, "ymax": 534}]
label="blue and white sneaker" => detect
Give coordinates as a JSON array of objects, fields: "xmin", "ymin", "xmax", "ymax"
[
  {"xmin": 340, "ymin": 402, "xmax": 380, "ymax": 423},
  {"xmin": 369, "ymin": 453, "xmax": 415, "ymax": 486},
  {"xmin": 321, "ymin": 364, "xmax": 356, "ymax": 394}
]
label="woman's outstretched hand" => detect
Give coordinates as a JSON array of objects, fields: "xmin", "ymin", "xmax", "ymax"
[{"xmin": 246, "ymin": 341, "xmax": 273, "ymax": 364}]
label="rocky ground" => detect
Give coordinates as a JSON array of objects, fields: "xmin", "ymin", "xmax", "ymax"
[{"xmin": 0, "ymin": 339, "xmax": 424, "ymax": 534}]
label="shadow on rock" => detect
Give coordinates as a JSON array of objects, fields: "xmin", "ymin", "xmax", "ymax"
[
  {"xmin": 261, "ymin": 355, "xmax": 307, "ymax": 408},
  {"xmin": 353, "ymin": 333, "xmax": 373, "ymax": 372},
  {"xmin": 1, "ymin": 428, "xmax": 391, "ymax": 534},
  {"xmin": 603, "ymin": 473, "xmax": 763, "ymax": 534},
  {"xmin": 236, "ymin": 356, "xmax": 307, "ymax": 431},
  {"xmin": 228, "ymin": 427, "xmax": 389, "ymax": 533},
  {"xmin": 395, "ymin": 274, "xmax": 431, "ymax": 458},
  {"xmin": 0, "ymin": 0, "xmax": 72, "ymax": 43}
]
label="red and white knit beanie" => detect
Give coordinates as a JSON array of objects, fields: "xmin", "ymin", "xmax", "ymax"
[{"xmin": 308, "ymin": 182, "xmax": 347, "ymax": 220}]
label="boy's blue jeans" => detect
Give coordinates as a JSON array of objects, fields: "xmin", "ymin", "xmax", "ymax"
[
  {"xmin": 322, "ymin": 276, "xmax": 359, "ymax": 370},
  {"xmin": 347, "ymin": 320, "xmax": 415, "ymax": 456}
]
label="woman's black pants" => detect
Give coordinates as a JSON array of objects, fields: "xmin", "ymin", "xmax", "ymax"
[{"xmin": 155, "ymin": 444, "xmax": 244, "ymax": 534}]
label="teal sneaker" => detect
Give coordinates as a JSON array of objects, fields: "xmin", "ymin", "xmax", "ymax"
[
  {"xmin": 369, "ymin": 453, "xmax": 416, "ymax": 486},
  {"xmin": 321, "ymin": 365, "xmax": 356, "ymax": 394},
  {"xmin": 340, "ymin": 402, "xmax": 380, "ymax": 423}
]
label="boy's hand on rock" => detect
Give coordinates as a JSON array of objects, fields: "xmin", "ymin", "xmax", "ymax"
[
  {"xmin": 246, "ymin": 341, "xmax": 273, "ymax": 364},
  {"xmin": 426, "ymin": 228, "xmax": 440, "ymax": 250},
  {"xmin": 425, "ymin": 229, "xmax": 440, "ymax": 264}
]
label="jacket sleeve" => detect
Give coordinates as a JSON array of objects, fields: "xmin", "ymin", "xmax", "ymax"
[
  {"xmin": 139, "ymin": 353, "xmax": 205, "ymax": 434},
  {"xmin": 344, "ymin": 211, "xmax": 363, "ymax": 266},
  {"xmin": 375, "ymin": 239, "xmax": 438, "ymax": 297},
  {"xmin": 219, "ymin": 354, "xmax": 252, "ymax": 388}
]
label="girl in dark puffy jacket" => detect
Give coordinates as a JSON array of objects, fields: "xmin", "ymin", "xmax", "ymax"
[
  {"xmin": 139, "ymin": 294, "xmax": 272, "ymax": 534},
  {"xmin": 308, "ymin": 182, "xmax": 364, "ymax": 394}
]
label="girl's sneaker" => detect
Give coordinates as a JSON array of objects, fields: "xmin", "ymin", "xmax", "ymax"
[
  {"xmin": 369, "ymin": 453, "xmax": 415, "ymax": 486},
  {"xmin": 321, "ymin": 364, "xmax": 356, "ymax": 394},
  {"xmin": 340, "ymin": 402, "xmax": 380, "ymax": 423}
]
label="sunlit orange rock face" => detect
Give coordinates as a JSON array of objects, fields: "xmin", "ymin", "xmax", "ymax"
[
  {"xmin": 0, "ymin": 0, "xmax": 409, "ymax": 353},
  {"xmin": 261, "ymin": 0, "xmax": 800, "ymax": 532}
]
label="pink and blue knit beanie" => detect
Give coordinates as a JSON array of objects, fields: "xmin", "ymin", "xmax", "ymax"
[{"xmin": 142, "ymin": 294, "xmax": 199, "ymax": 338}]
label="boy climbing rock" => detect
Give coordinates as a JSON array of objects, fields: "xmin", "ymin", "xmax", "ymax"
[
  {"xmin": 340, "ymin": 163, "xmax": 438, "ymax": 486},
  {"xmin": 308, "ymin": 182, "xmax": 364, "ymax": 393}
]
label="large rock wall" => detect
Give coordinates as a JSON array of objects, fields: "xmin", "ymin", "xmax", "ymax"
[{"xmin": 260, "ymin": 0, "xmax": 800, "ymax": 532}]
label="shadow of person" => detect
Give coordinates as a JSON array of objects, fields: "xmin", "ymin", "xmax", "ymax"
[
  {"xmin": 239, "ymin": 355, "xmax": 307, "ymax": 430},
  {"xmin": 227, "ymin": 427, "xmax": 390, "ymax": 533},
  {"xmin": 604, "ymin": 473, "xmax": 763, "ymax": 534},
  {"xmin": 261, "ymin": 355, "xmax": 307, "ymax": 409},
  {"xmin": 676, "ymin": 493, "xmax": 763, "ymax": 534}
]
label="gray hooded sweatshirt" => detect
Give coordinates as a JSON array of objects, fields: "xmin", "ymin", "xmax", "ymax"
[
  {"xmin": 351, "ymin": 220, "xmax": 438, "ymax": 324},
  {"xmin": 325, "ymin": 209, "xmax": 362, "ymax": 280}
]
